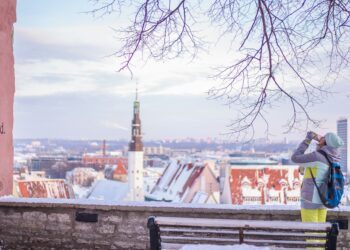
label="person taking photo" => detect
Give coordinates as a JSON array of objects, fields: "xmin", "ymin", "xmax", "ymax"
[{"xmin": 291, "ymin": 131, "xmax": 344, "ymax": 223}]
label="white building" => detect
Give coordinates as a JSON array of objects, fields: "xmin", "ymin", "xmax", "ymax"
[
  {"xmin": 337, "ymin": 118, "xmax": 350, "ymax": 177},
  {"xmin": 127, "ymin": 89, "xmax": 144, "ymax": 201}
]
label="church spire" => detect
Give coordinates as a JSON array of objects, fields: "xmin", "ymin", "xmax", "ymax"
[
  {"xmin": 129, "ymin": 87, "xmax": 143, "ymax": 151},
  {"xmin": 135, "ymin": 81, "xmax": 139, "ymax": 101},
  {"xmin": 127, "ymin": 84, "xmax": 144, "ymax": 201}
]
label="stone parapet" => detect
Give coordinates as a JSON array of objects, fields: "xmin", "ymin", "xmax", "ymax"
[{"xmin": 0, "ymin": 198, "xmax": 349, "ymax": 249}]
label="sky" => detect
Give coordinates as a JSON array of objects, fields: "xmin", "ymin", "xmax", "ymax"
[{"xmin": 13, "ymin": 0, "xmax": 350, "ymax": 141}]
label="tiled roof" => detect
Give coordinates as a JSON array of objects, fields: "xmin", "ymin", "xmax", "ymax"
[
  {"xmin": 16, "ymin": 179, "xmax": 73, "ymax": 199},
  {"xmin": 229, "ymin": 165, "xmax": 301, "ymax": 205},
  {"xmin": 113, "ymin": 161, "xmax": 127, "ymax": 175}
]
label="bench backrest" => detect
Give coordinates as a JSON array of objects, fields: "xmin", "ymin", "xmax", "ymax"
[{"xmin": 147, "ymin": 216, "xmax": 339, "ymax": 250}]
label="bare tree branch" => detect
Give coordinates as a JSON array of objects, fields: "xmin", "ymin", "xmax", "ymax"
[{"xmin": 90, "ymin": 0, "xmax": 350, "ymax": 139}]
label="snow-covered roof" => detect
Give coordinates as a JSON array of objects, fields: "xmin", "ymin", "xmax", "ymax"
[
  {"xmin": 228, "ymin": 165, "xmax": 301, "ymax": 205},
  {"xmin": 153, "ymin": 160, "xmax": 180, "ymax": 191},
  {"xmin": 114, "ymin": 162, "xmax": 127, "ymax": 175},
  {"xmin": 87, "ymin": 179, "xmax": 128, "ymax": 202},
  {"xmin": 230, "ymin": 157, "xmax": 278, "ymax": 165},
  {"xmin": 230, "ymin": 164, "xmax": 299, "ymax": 169},
  {"xmin": 14, "ymin": 179, "xmax": 73, "ymax": 199},
  {"xmin": 72, "ymin": 185, "xmax": 91, "ymax": 199},
  {"xmin": 150, "ymin": 159, "xmax": 207, "ymax": 202},
  {"xmin": 191, "ymin": 191, "xmax": 209, "ymax": 204}
]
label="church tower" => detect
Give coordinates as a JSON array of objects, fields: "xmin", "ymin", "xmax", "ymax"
[{"xmin": 127, "ymin": 88, "xmax": 144, "ymax": 201}]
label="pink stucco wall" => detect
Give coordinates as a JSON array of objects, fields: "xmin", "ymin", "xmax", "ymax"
[{"xmin": 0, "ymin": 0, "xmax": 16, "ymax": 196}]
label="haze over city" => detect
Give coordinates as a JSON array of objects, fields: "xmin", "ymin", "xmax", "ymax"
[{"xmin": 14, "ymin": 0, "xmax": 350, "ymax": 141}]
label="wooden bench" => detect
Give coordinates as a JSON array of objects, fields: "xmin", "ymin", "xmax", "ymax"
[{"xmin": 147, "ymin": 216, "xmax": 339, "ymax": 250}]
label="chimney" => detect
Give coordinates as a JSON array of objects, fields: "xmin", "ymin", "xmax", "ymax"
[{"xmin": 102, "ymin": 140, "xmax": 106, "ymax": 157}]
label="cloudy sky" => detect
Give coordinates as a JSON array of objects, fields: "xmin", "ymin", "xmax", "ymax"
[{"xmin": 13, "ymin": 0, "xmax": 350, "ymax": 141}]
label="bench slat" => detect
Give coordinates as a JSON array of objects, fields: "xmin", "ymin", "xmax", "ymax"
[
  {"xmin": 160, "ymin": 228, "xmax": 327, "ymax": 240},
  {"xmin": 245, "ymin": 238, "xmax": 325, "ymax": 246},
  {"xmin": 244, "ymin": 231, "xmax": 326, "ymax": 240},
  {"xmin": 161, "ymin": 227, "xmax": 239, "ymax": 234},
  {"xmin": 148, "ymin": 216, "xmax": 338, "ymax": 250},
  {"xmin": 161, "ymin": 235, "xmax": 238, "ymax": 244},
  {"xmin": 155, "ymin": 217, "xmax": 331, "ymax": 231},
  {"xmin": 161, "ymin": 236, "xmax": 325, "ymax": 248},
  {"xmin": 161, "ymin": 243, "xmax": 187, "ymax": 250},
  {"xmin": 161, "ymin": 243, "xmax": 308, "ymax": 250},
  {"xmin": 159, "ymin": 224, "xmax": 327, "ymax": 233}
]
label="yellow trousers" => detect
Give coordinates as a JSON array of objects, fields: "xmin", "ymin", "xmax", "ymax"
[
  {"xmin": 301, "ymin": 208, "xmax": 327, "ymax": 249},
  {"xmin": 301, "ymin": 208, "xmax": 327, "ymax": 223}
]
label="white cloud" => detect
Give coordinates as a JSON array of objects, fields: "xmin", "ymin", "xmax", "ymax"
[
  {"xmin": 13, "ymin": 22, "xmax": 228, "ymax": 98},
  {"xmin": 15, "ymin": 58, "xmax": 122, "ymax": 97},
  {"xmin": 14, "ymin": 29, "xmax": 218, "ymax": 98},
  {"xmin": 101, "ymin": 121, "xmax": 128, "ymax": 131},
  {"xmin": 15, "ymin": 25, "xmax": 116, "ymax": 49}
]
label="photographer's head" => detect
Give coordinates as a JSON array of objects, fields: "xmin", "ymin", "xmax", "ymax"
[
  {"xmin": 325, "ymin": 132, "xmax": 344, "ymax": 149},
  {"xmin": 317, "ymin": 132, "xmax": 344, "ymax": 150}
]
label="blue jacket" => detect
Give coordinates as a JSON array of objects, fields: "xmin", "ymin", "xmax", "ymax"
[{"xmin": 291, "ymin": 140, "xmax": 341, "ymax": 209}]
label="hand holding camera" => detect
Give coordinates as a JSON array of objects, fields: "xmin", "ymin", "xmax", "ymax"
[{"xmin": 306, "ymin": 131, "xmax": 320, "ymax": 142}]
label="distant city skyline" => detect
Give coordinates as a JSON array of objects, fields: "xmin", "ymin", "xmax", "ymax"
[{"xmin": 14, "ymin": 0, "xmax": 350, "ymax": 141}]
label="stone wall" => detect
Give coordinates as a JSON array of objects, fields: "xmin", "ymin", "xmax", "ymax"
[{"xmin": 0, "ymin": 198, "xmax": 349, "ymax": 249}]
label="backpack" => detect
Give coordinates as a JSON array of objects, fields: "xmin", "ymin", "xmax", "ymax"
[{"xmin": 309, "ymin": 150, "xmax": 345, "ymax": 208}]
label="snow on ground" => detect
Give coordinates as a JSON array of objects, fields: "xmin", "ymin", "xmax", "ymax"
[
  {"xmin": 180, "ymin": 244, "xmax": 270, "ymax": 250},
  {"xmin": 1, "ymin": 196, "xmax": 350, "ymax": 214},
  {"xmin": 0, "ymin": 195, "xmax": 14, "ymax": 199}
]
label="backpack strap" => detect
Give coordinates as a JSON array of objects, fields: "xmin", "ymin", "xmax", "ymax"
[
  {"xmin": 317, "ymin": 150, "xmax": 332, "ymax": 166},
  {"xmin": 309, "ymin": 169, "xmax": 332, "ymax": 208},
  {"xmin": 308, "ymin": 150, "xmax": 332, "ymax": 208}
]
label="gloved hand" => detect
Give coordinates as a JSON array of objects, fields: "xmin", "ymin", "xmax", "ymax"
[
  {"xmin": 306, "ymin": 131, "xmax": 317, "ymax": 140},
  {"xmin": 304, "ymin": 131, "xmax": 317, "ymax": 145}
]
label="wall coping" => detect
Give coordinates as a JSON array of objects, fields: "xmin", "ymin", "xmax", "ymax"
[{"xmin": 0, "ymin": 197, "xmax": 349, "ymax": 217}]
